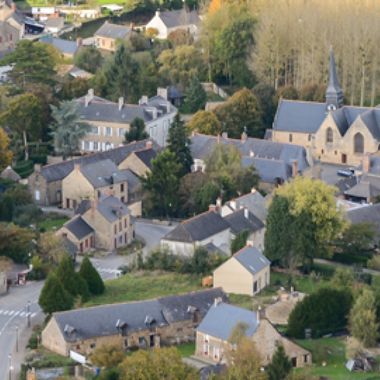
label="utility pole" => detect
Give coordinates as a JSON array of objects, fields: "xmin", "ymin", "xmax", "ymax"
[
  {"xmin": 27, "ymin": 301, "xmax": 31, "ymax": 328},
  {"xmin": 15, "ymin": 326, "xmax": 18, "ymax": 353},
  {"xmin": 8, "ymin": 354, "xmax": 12, "ymax": 380}
]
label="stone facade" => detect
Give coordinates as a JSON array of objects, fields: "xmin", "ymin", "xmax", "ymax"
[
  {"xmin": 0, "ymin": 271, "xmax": 7, "ymax": 295},
  {"xmin": 0, "ymin": 0, "xmax": 24, "ymax": 52}
]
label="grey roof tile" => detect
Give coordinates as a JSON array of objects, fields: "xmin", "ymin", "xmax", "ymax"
[
  {"xmin": 233, "ymin": 246, "xmax": 270, "ymax": 275},
  {"xmin": 134, "ymin": 148, "xmax": 157, "ymax": 169},
  {"xmin": 95, "ymin": 22, "xmax": 132, "ymax": 39},
  {"xmin": 224, "ymin": 209, "xmax": 264, "ymax": 234},
  {"xmin": 158, "ymin": 9, "xmax": 200, "ymax": 28},
  {"xmin": 197, "ymin": 302, "xmax": 259, "ymax": 341},
  {"xmin": 63, "ymin": 216, "xmax": 94, "ymax": 240},
  {"xmin": 162, "ymin": 211, "xmax": 230, "ymax": 243},
  {"xmin": 347, "ymin": 203, "xmax": 380, "ymax": 226},
  {"xmin": 39, "ymin": 35, "xmax": 78, "ymax": 55},
  {"xmin": 96, "ymin": 195, "xmax": 129, "ymax": 222}
]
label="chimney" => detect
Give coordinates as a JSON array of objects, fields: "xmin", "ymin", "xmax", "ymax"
[
  {"xmin": 244, "ymin": 208, "xmax": 249, "ymax": 219},
  {"xmin": 230, "ymin": 200, "xmax": 236, "ymax": 210},
  {"xmin": 246, "ymin": 240, "xmax": 254, "ymax": 247},
  {"xmin": 85, "ymin": 89, "xmax": 94, "ymax": 107},
  {"xmin": 209, "ymin": 204, "xmax": 217, "ymax": 212},
  {"xmin": 34, "ymin": 164, "xmax": 41, "ymax": 172},
  {"xmin": 216, "ymin": 197, "xmax": 222, "ymax": 208},
  {"xmin": 256, "ymin": 306, "xmax": 261, "ymax": 323},
  {"xmin": 76, "ymin": 37, "xmax": 82, "ymax": 47},
  {"xmin": 157, "ymin": 87, "xmax": 168, "ymax": 100},
  {"xmin": 249, "ymin": 150, "xmax": 254, "ymax": 157},
  {"xmin": 139, "ymin": 95, "xmax": 148, "ymax": 105},
  {"xmin": 155, "ymin": 9, "xmax": 160, "ymax": 17},
  {"xmin": 251, "ymin": 188, "xmax": 256, "ymax": 194},
  {"xmin": 74, "ymin": 163, "xmax": 81, "ymax": 171},
  {"xmin": 362, "ymin": 154, "xmax": 371, "ymax": 173},
  {"xmin": 214, "ymin": 297, "xmax": 222, "ymax": 307},
  {"xmin": 145, "ymin": 140, "xmax": 153, "ymax": 149},
  {"xmin": 241, "ymin": 130, "xmax": 247, "ymax": 142},
  {"xmin": 118, "ymin": 97, "xmax": 124, "ymax": 111},
  {"xmin": 222, "ymin": 132, "xmax": 228, "ymax": 139},
  {"xmin": 291, "ymin": 160, "xmax": 298, "ymax": 177}
]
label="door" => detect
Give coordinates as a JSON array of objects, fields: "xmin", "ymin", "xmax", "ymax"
[{"xmin": 341, "ymin": 154, "xmax": 347, "ymax": 164}]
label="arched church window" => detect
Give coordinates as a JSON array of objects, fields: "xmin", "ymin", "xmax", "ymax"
[
  {"xmin": 354, "ymin": 133, "xmax": 364, "ymax": 154},
  {"xmin": 326, "ymin": 128, "xmax": 333, "ymax": 143}
]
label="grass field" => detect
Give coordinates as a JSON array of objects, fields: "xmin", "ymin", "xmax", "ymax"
[
  {"xmin": 37, "ymin": 216, "xmax": 68, "ymax": 232},
  {"xmin": 296, "ymin": 338, "xmax": 380, "ymax": 380},
  {"xmin": 177, "ymin": 342, "xmax": 195, "ymax": 358},
  {"xmin": 85, "ymin": 271, "xmax": 203, "ymax": 306}
]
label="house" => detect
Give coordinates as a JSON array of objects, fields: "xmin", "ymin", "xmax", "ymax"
[
  {"xmin": 213, "ymin": 246, "xmax": 270, "ymax": 296},
  {"xmin": 31, "ymin": 6, "xmax": 58, "ymax": 21},
  {"xmin": 157, "ymin": 86, "xmax": 185, "ymax": 107},
  {"xmin": 119, "ymin": 147, "xmax": 157, "ymax": 177},
  {"xmin": 57, "ymin": 194, "xmax": 133, "ymax": 252},
  {"xmin": 0, "ymin": 271, "xmax": 7, "ymax": 295},
  {"xmin": 190, "ymin": 132, "xmax": 309, "ymax": 187},
  {"xmin": 0, "ymin": 0, "xmax": 24, "ymax": 53},
  {"xmin": 28, "ymin": 139, "xmax": 157, "ymax": 207},
  {"xmin": 195, "ymin": 301, "xmax": 311, "ymax": 367},
  {"xmin": 161, "ymin": 210, "xmax": 231, "ymax": 256},
  {"xmin": 41, "ymin": 288, "xmax": 227, "ymax": 357},
  {"xmin": 145, "ymin": 9, "xmax": 200, "ymax": 39},
  {"xmin": 94, "ymin": 21, "xmax": 134, "ymax": 52},
  {"xmin": 77, "ymin": 89, "xmax": 177, "ymax": 150},
  {"xmin": 0, "ymin": 165, "xmax": 21, "ymax": 182},
  {"xmin": 272, "ymin": 47, "xmax": 380, "ymax": 166},
  {"xmin": 0, "ymin": 64, "xmax": 12, "ymax": 82},
  {"xmin": 61, "ymin": 159, "xmax": 130, "ymax": 209},
  {"xmin": 44, "ymin": 17, "xmax": 64, "ymax": 34},
  {"xmin": 39, "ymin": 35, "xmax": 80, "ymax": 58}
]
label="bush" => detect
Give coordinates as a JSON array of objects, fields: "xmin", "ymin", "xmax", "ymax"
[
  {"xmin": 30, "ymin": 154, "xmax": 47, "ymax": 165},
  {"xmin": 287, "ymin": 287, "xmax": 353, "ymax": 338},
  {"xmin": 368, "ymin": 255, "xmax": 380, "ymax": 271}
]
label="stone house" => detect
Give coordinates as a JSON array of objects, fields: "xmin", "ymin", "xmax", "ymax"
[
  {"xmin": 213, "ymin": 246, "xmax": 270, "ymax": 296},
  {"xmin": 94, "ymin": 21, "xmax": 134, "ymax": 52},
  {"xmin": 271, "ymin": 48, "xmax": 380, "ymax": 166},
  {"xmin": 0, "ymin": 0, "xmax": 24, "ymax": 53},
  {"xmin": 161, "ymin": 210, "xmax": 231, "ymax": 256},
  {"xmin": 77, "ymin": 89, "xmax": 177, "ymax": 150},
  {"xmin": 0, "ymin": 271, "xmax": 7, "ymax": 295},
  {"xmin": 28, "ymin": 139, "xmax": 156, "ymax": 207},
  {"xmin": 190, "ymin": 132, "xmax": 309, "ymax": 189},
  {"xmin": 145, "ymin": 9, "xmax": 200, "ymax": 39},
  {"xmin": 41, "ymin": 288, "xmax": 227, "ymax": 357},
  {"xmin": 195, "ymin": 301, "xmax": 311, "ymax": 367},
  {"xmin": 57, "ymin": 194, "xmax": 133, "ymax": 252},
  {"xmin": 61, "ymin": 159, "xmax": 130, "ymax": 209}
]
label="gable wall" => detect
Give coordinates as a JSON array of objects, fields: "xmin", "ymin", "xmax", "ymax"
[
  {"xmin": 119, "ymin": 152, "xmax": 151, "ymax": 177},
  {"xmin": 272, "ymin": 130, "xmax": 313, "ymax": 149},
  {"xmin": 41, "ymin": 317, "xmax": 70, "ymax": 356},
  {"xmin": 145, "ymin": 15, "xmax": 169, "ymax": 38},
  {"xmin": 62, "ymin": 168, "xmax": 94, "ymax": 209}
]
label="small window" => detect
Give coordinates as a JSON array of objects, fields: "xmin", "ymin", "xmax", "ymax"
[
  {"xmin": 354, "ymin": 132, "xmax": 364, "ymax": 154},
  {"xmin": 326, "ymin": 127, "xmax": 333, "ymax": 143},
  {"xmin": 335, "ymin": 150, "xmax": 337, "ymax": 155},
  {"xmin": 114, "ymin": 225, "xmax": 117, "ymax": 234},
  {"xmin": 120, "ymin": 183, "xmax": 124, "ymax": 192},
  {"xmin": 291, "ymin": 357, "xmax": 297, "ymax": 367},
  {"xmin": 308, "ymin": 134, "xmax": 312, "ymax": 142},
  {"xmin": 93, "ymin": 141, "xmax": 98, "ymax": 151},
  {"xmin": 119, "ymin": 221, "xmax": 122, "ymax": 231},
  {"xmin": 289, "ymin": 134, "xmax": 293, "ymax": 143},
  {"xmin": 91, "ymin": 126, "xmax": 99, "ymax": 135},
  {"xmin": 84, "ymin": 141, "xmax": 90, "ymax": 151},
  {"xmin": 90, "ymin": 343, "xmax": 96, "ymax": 349},
  {"xmin": 105, "ymin": 127, "xmax": 112, "ymax": 136},
  {"xmin": 321, "ymin": 149, "xmax": 324, "ymax": 154},
  {"xmin": 304, "ymin": 354, "xmax": 308, "ymax": 363}
]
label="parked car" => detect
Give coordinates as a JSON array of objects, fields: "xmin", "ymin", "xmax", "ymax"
[{"xmin": 337, "ymin": 168, "xmax": 355, "ymax": 177}]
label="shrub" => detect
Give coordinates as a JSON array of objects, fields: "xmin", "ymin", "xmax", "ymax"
[{"xmin": 287, "ymin": 287, "xmax": 353, "ymax": 338}]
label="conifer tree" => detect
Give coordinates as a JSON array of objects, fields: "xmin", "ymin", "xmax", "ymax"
[
  {"xmin": 79, "ymin": 256, "xmax": 105, "ymax": 295},
  {"xmin": 184, "ymin": 77, "xmax": 207, "ymax": 113},
  {"xmin": 267, "ymin": 344, "xmax": 292, "ymax": 380},
  {"xmin": 39, "ymin": 273, "xmax": 73, "ymax": 314}
]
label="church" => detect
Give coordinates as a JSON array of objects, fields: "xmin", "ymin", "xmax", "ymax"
[{"xmin": 271, "ymin": 48, "xmax": 380, "ymax": 166}]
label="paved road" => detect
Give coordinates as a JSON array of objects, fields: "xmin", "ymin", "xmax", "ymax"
[{"xmin": 0, "ymin": 282, "xmax": 43, "ymax": 380}]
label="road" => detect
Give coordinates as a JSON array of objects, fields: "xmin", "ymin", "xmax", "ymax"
[{"xmin": 0, "ymin": 282, "xmax": 43, "ymax": 380}]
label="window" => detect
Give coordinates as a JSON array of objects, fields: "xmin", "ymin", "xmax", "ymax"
[
  {"xmin": 114, "ymin": 225, "xmax": 117, "ymax": 234},
  {"xmin": 119, "ymin": 235, "xmax": 123, "ymax": 244},
  {"xmin": 121, "ymin": 196, "xmax": 125, "ymax": 203},
  {"xmin": 124, "ymin": 218, "xmax": 127, "ymax": 228},
  {"xmin": 93, "ymin": 141, "xmax": 99, "ymax": 151},
  {"xmin": 120, "ymin": 183, "xmax": 124, "ymax": 192},
  {"xmin": 291, "ymin": 357, "xmax": 297, "ymax": 367},
  {"xmin": 90, "ymin": 343, "xmax": 96, "ymax": 349},
  {"xmin": 308, "ymin": 134, "xmax": 312, "ymax": 142},
  {"xmin": 91, "ymin": 126, "xmax": 99, "ymax": 135},
  {"xmin": 354, "ymin": 132, "xmax": 364, "ymax": 154},
  {"xmin": 105, "ymin": 127, "xmax": 112, "ymax": 136},
  {"xmin": 118, "ymin": 128, "xmax": 126, "ymax": 137},
  {"xmin": 326, "ymin": 127, "xmax": 333, "ymax": 143},
  {"xmin": 321, "ymin": 149, "xmax": 324, "ymax": 154},
  {"xmin": 105, "ymin": 142, "xmax": 112, "ymax": 151},
  {"xmin": 253, "ymin": 281, "xmax": 258, "ymax": 293},
  {"xmin": 289, "ymin": 134, "xmax": 293, "ymax": 143},
  {"xmin": 304, "ymin": 354, "xmax": 308, "ymax": 363},
  {"xmin": 84, "ymin": 141, "xmax": 90, "ymax": 151},
  {"xmin": 119, "ymin": 221, "xmax": 122, "ymax": 231},
  {"xmin": 35, "ymin": 190, "xmax": 40, "ymax": 201}
]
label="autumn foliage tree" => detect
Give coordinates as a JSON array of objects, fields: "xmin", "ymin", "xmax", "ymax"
[{"xmin": 0, "ymin": 127, "xmax": 12, "ymax": 171}]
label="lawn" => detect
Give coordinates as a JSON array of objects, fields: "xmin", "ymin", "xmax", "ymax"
[
  {"xmin": 295, "ymin": 337, "xmax": 380, "ymax": 380},
  {"xmin": 177, "ymin": 342, "xmax": 195, "ymax": 358},
  {"xmin": 85, "ymin": 271, "xmax": 202, "ymax": 306},
  {"xmin": 37, "ymin": 216, "xmax": 68, "ymax": 232}
]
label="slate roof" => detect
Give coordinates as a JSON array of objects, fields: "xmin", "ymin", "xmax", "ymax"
[
  {"xmin": 44, "ymin": 17, "xmax": 64, "ymax": 29},
  {"xmin": 344, "ymin": 174, "xmax": 380, "ymax": 200},
  {"xmin": 95, "ymin": 21, "xmax": 132, "ymax": 39},
  {"xmin": 96, "ymin": 195, "xmax": 129, "ymax": 223},
  {"xmin": 52, "ymin": 288, "xmax": 226, "ymax": 342},
  {"xmin": 347, "ymin": 203, "xmax": 380, "ymax": 226},
  {"xmin": 335, "ymin": 175, "xmax": 358, "ymax": 195},
  {"xmin": 224, "ymin": 209, "xmax": 264, "ymax": 234},
  {"xmin": 224, "ymin": 190, "xmax": 267, "ymax": 222},
  {"xmin": 77, "ymin": 95, "xmax": 176, "ymax": 124},
  {"xmin": 39, "ymin": 35, "xmax": 78, "ymax": 56},
  {"xmin": 0, "ymin": 166, "xmax": 21, "ymax": 181},
  {"xmin": 80, "ymin": 159, "xmax": 130, "ymax": 188},
  {"xmin": 162, "ymin": 211, "xmax": 230, "ymax": 243},
  {"xmin": 157, "ymin": 9, "xmax": 200, "ymax": 28},
  {"xmin": 63, "ymin": 216, "xmax": 94, "ymax": 240},
  {"xmin": 123, "ymin": 169, "xmax": 141, "ymax": 191},
  {"xmin": 242, "ymin": 157, "xmax": 291, "ymax": 183},
  {"xmin": 134, "ymin": 148, "xmax": 157, "ymax": 169},
  {"xmin": 233, "ymin": 246, "xmax": 270, "ymax": 275},
  {"xmin": 34, "ymin": 139, "xmax": 157, "ymax": 183},
  {"xmin": 273, "ymin": 99, "xmax": 327, "ymax": 134},
  {"xmin": 197, "ymin": 302, "xmax": 259, "ymax": 341}
]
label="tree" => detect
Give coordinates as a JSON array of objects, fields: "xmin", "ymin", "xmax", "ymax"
[
  {"xmin": 79, "ymin": 256, "xmax": 105, "ymax": 295},
  {"xmin": 0, "ymin": 223, "xmax": 34, "ymax": 263},
  {"xmin": 56, "ymin": 255, "xmax": 90, "ymax": 301},
  {"xmin": 276, "ymin": 86, "xmax": 299, "ymax": 100},
  {"xmin": 167, "ymin": 114, "xmax": 193, "ymax": 176},
  {"xmin": 101, "ymin": 44, "xmax": 141, "ymax": 103},
  {"xmin": 0, "ymin": 127, "xmax": 12, "ymax": 171},
  {"xmin": 158, "ymin": 45, "xmax": 205, "ymax": 88},
  {"xmin": 37, "ymin": 232, "xmax": 70, "ymax": 265},
  {"xmin": 215, "ymin": 88, "xmax": 263, "ymax": 138},
  {"xmin": 60, "ymin": 78, "xmax": 90, "ymax": 100},
  {"xmin": 349, "ymin": 288, "xmax": 379, "ymax": 347},
  {"xmin": 0, "ymin": 183, "xmax": 32, "ymax": 222},
  {"xmin": 231, "ymin": 230, "xmax": 249, "ymax": 254},
  {"xmin": 90, "ymin": 344, "xmax": 125, "ymax": 368},
  {"xmin": 0, "ymin": 94, "xmax": 44, "ymax": 160},
  {"xmin": 50, "ymin": 100, "xmax": 90, "ymax": 159},
  {"xmin": 184, "ymin": 77, "xmax": 207, "ymax": 113},
  {"xmin": 267, "ymin": 344, "xmax": 292, "ymax": 380},
  {"xmin": 167, "ymin": 29, "xmax": 193, "ymax": 46},
  {"xmin": 287, "ymin": 287, "xmax": 352, "ymax": 338},
  {"xmin": 330, "ymin": 267, "xmax": 355, "ymax": 291},
  {"xmin": 118, "ymin": 347, "xmax": 196, "ymax": 380},
  {"xmin": 1, "ymin": 40, "xmax": 57, "ymax": 87},
  {"xmin": 0, "ymin": 256, "xmax": 13, "ymax": 272},
  {"xmin": 142, "ymin": 150, "xmax": 182, "ymax": 217},
  {"xmin": 187, "ymin": 110, "xmax": 222, "ymax": 135},
  {"xmin": 39, "ymin": 272, "xmax": 73, "ymax": 314},
  {"xmin": 264, "ymin": 177, "xmax": 346, "ymax": 270},
  {"xmin": 253, "ymin": 83, "xmax": 277, "ymax": 129},
  {"xmin": 74, "ymin": 46, "xmax": 103, "ymax": 74},
  {"xmin": 124, "ymin": 117, "xmax": 148, "ymax": 143}
]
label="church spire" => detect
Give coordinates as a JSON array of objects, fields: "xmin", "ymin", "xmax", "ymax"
[{"xmin": 325, "ymin": 46, "xmax": 343, "ymax": 110}]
